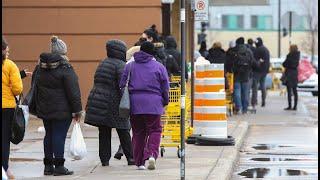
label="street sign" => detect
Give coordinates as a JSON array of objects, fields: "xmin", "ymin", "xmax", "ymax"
[{"xmin": 194, "ymin": 0, "xmax": 209, "ymax": 21}]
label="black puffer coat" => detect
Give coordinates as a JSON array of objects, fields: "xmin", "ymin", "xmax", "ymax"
[
  {"xmin": 85, "ymin": 40, "xmax": 130, "ymax": 129},
  {"xmin": 35, "ymin": 53, "xmax": 82, "ymax": 121},
  {"xmin": 207, "ymin": 48, "xmax": 226, "ymax": 64},
  {"xmin": 164, "ymin": 36, "xmax": 188, "ymax": 80},
  {"xmin": 282, "ymin": 51, "xmax": 300, "ymax": 87}
]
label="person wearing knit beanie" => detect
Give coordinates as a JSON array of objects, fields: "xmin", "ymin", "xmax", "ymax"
[
  {"xmin": 140, "ymin": 41, "xmax": 155, "ymax": 55},
  {"xmin": 50, "ymin": 36, "xmax": 67, "ymax": 55}
]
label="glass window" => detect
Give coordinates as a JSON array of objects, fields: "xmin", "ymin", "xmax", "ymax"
[
  {"xmin": 299, "ymin": 15, "xmax": 309, "ymax": 30},
  {"xmin": 222, "ymin": 15, "xmax": 228, "ymax": 29},
  {"xmin": 251, "ymin": 15, "xmax": 258, "ymax": 29},
  {"xmin": 251, "ymin": 15, "xmax": 273, "ymax": 30},
  {"xmin": 221, "ymin": 15, "xmax": 244, "ymax": 30}
]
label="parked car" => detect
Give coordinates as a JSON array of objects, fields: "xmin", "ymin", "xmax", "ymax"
[{"xmin": 297, "ymin": 73, "xmax": 318, "ymax": 96}]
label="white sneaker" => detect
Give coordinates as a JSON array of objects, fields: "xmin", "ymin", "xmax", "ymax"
[
  {"xmin": 137, "ymin": 165, "xmax": 146, "ymax": 170},
  {"xmin": 147, "ymin": 157, "xmax": 156, "ymax": 170}
]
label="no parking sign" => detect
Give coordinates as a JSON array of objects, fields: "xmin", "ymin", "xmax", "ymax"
[{"xmin": 194, "ymin": 0, "xmax": 209, "ymax": 21}]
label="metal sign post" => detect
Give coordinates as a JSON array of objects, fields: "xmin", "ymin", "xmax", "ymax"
[
  {"xmin": 289, "ymin": 11, "xmax": 292, "ymax": 45},
  {"xmin": 180, "ymin": 0, "xmax": 186, "ymax": 179}
]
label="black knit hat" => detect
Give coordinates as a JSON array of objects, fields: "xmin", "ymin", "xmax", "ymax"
[
  {"xmin": 140, "ymin": 41, "xmax": 155, "ymax": 55},
  {"xmin": 236, "ymin": 37, "xmax": 245, "ymax": 45}
]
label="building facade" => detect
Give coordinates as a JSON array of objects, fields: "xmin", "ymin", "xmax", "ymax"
[
  {"xmin": 2, "ymin": 0, "xmax": 163, "ymax": 106},
  {"xmin": 196, "ymin": 0, "xmax": 318, "ymax": 58}
]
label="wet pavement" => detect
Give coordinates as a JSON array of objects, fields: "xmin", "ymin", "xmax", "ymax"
[{"xmin": 232, "ymin": 92, "xmax": 318, "ymax": 179}]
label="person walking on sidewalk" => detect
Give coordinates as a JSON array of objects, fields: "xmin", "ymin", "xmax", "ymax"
[
  {"xmin": 2, "ymin": 36, "xmax": 23, "ymax": 179},
  {"xmin": 85, "ymin": 40, "xmax": 134, "ymax": 167},
  {"xmin": 233, "ymin": 37, "xmax": 258, "ymax": 114},
  {"xmin": 35, "ymin": 36, "xmax": 82, "ymax": 176},
  {"xmin": 282, "ymin": 44, "xmax": 300, "ymax": 110},
  {"xmin": 252, "ymin": 37, "xmax": 270, "ymax": 107},
  {"xmin": 120, "ymin": 41, "xmax": 169, "ymax": 170}
]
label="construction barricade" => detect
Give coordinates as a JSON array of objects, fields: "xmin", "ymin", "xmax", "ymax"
[{"xmin": 189, "ymin": 64, "xmax": 234, "ymax": 145}]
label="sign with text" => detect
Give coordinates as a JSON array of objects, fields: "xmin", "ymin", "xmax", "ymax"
[{"xmin": 194, "ymin": 0, "xmax": 209, "ymax": 21}]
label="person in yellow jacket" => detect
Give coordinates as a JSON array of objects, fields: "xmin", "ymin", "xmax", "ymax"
[{"xmin": 2, "ymin": 36, "xmax": 23, "ymax": 179}]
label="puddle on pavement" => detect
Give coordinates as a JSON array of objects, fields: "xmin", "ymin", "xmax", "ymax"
[
  {"xmin": 251, "ymin": 144, "xmax": 294, "ymax": 150},
  {"xmin": 238, "ymin": 168, "xmax": 317, "ymax": 178},
  {"xmin": 250, "ymin": 157, "xmax": 316, "ymax": 162},
  {"xmin": 10, "ymin": 158, "xmax": 42, "ymax": 162}
]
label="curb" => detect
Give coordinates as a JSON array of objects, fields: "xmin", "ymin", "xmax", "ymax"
[{"xmin": 206, "ymin": 120, "xmax": 249, "ymax": 180}]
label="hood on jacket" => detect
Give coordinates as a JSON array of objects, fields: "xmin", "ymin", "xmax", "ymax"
[
  {"xmin": 133, "ymin": 51, "xmax": 154, "ymax": 63},
  {"xmin": 236, "ymin": 44, "xmax": 248, "ymax": 53},
  {"xmin": 255, "ymin": 37, "xmax": 263, "ymax": 47},
  {"xmin": 164, "ymin": 36, "xmax": 177, "ymax": 49},
  {"xmin": 106, "ymin": 40, "xmax": 127, "ymax": 61},
  {"xmin": 39, "ymin": 52, "xmax": 66, "ymax": 69}
]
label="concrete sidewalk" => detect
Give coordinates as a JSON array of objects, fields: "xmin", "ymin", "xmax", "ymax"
[{"xmin": 9, "ymin": 117, "xmax": 248, "ymax": 180}]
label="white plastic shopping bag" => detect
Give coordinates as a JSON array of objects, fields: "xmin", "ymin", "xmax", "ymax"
[
  {"xmin": 69, "ymin": 122, "xmax": 87, "ymax": 160},
  {"xmin": 19, "ymin": 105, "xmax": 29, "ymax": 127},
  {"xmin": 2, "ymin": 166, "xmax": 8, "ymax": 180}
]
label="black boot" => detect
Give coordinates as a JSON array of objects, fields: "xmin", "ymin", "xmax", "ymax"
[
  {"xmin": 114, "ymin": 145, "xmax": 124, "ymax": 160},
  {"xmin": 53, "ymin": 158, "xmax": 74, "ymax": 176},
  {"xmin": 127, "ymin": 158, "xmax": 135, "ymax": 166},
  {"xmin": 43, "ymin": 158, "xmax": 54, "ymax": 175},
  {"xmin": 284, "ymin": 107, "xmax": 292, "ymax": 110}
]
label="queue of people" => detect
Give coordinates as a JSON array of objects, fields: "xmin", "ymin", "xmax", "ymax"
[
  {"xmin": 2, "ymin": 26, "xmax": 301, "ymax": 178},
  {"xmin": 2, "ymin": 25, "xmax": 174, "ymax": 178},
  {"xmin": 197, "ymin": 37, "xmax": 299, "ymax": 114}
]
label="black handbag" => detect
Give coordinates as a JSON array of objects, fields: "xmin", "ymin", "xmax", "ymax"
[
  {"xmin": 280, "ymin": 72, "xmax": 287, "ymax": 85},
  {"xmin": 23, "ymin": 66, "xmax": 39, "ymax": 115},
  {"xmin": 11, "ymin": 95, "xmax": 26, "ymax": 145}
]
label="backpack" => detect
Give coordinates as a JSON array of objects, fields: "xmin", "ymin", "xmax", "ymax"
[{"xmin": 234, "ymin": 50, "xmax": 251, "ymax": 73}]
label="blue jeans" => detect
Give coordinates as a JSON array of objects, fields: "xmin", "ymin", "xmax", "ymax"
[
  {"xmin": 43, "ymin": 119, "xmax": 72, "ymax": 159},
  {"xmin": 234, "ymin": 81, "xmax": 250, "ymax": 113}
]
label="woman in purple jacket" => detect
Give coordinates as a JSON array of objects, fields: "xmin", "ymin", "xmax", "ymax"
[{"xmin": 120, "ymin": 41, "xmax": 169, "ymax": 170}]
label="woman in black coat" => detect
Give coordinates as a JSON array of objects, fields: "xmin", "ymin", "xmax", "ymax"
[
  {"xmin": 85, "ymin": 40, "xmax": 134, "ymax": 166},
  {"xmin": 282, "ymin": 44, "xmax": 300, "ymax": 110},
  {"xmin": 36, "ymin": 52, "xmax": 82, "ymax": 176},
  {"xmin": 35, "ymin": 36, "xmax": 82, "ymax": 176}
]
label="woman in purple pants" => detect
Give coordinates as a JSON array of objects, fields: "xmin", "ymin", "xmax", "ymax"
[{"xmin": 120, "ymin": 41, "xmax": 169, "ymax": 170}]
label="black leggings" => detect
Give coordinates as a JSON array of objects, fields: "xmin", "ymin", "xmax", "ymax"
[
  {"xmin": 2, "ymin": 108, "xmax": 14, "ymax": 171},
  {"xmin": 286, "ymin": 85, "xmax": 298, "ymax": 108}
]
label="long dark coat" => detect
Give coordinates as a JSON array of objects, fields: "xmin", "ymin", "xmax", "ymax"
[
  {"xmin": 282, "ymin": 51, "xmax": 300, "ymax": 87},
  {"xmin": 84, "ymin": 40, "xmax": 130, "ymax": 129}
]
